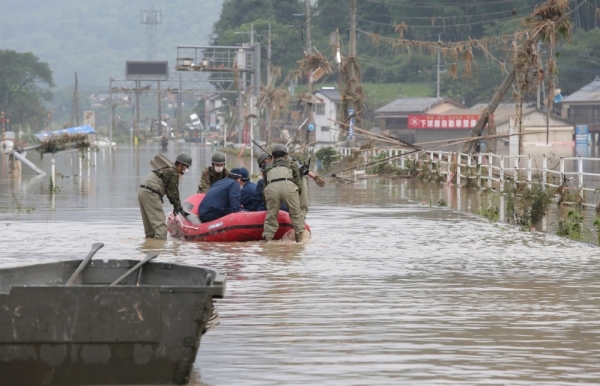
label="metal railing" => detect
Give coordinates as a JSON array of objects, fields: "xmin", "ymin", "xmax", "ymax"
[{"xmin": 321, "ymin": 146, "xmax": 600, "ymax": 208}]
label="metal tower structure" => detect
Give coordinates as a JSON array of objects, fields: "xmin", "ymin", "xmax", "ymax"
[{"xmin": 140, "ymin": 10, "xmax": 162, "ymax": 60}]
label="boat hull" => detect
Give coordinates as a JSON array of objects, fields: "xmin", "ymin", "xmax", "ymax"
[
  {"xmin": 0, "ymin": 259, "xmax": 225, "ymax": 385},
  {"xmin": 167, "ymin": 193, "xmax": 310, "ymax": 242}
]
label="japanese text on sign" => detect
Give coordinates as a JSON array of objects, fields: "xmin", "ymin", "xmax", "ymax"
[{"xmin": 407, "ymin": 115, "xmax": 483, "ymax": 129}]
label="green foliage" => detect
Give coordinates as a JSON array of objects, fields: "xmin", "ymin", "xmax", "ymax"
[
  {"xmin": 0, "ymin": 50, "xmax": 54, "ymax": 130},
  {"xmin": 366, "ymin": 152, "xmax": 405, "ymax": 176},
  {"xmin": 438, "ymin": 198, "xmax": 447, "ymax": 207},
  {"xmin": 557, "ymin": 209, "xmax": 591, "ymax": 241},
  {"xmin": 556, "ymin": 29, "xmax": 600, "ymax": 95},
  {"xmin": 479, "ymin": 192, "xmax": 501, "ymax": 223},
  {"xmin": 314, "ymin": 146, "xmax": 337, "ymax": 168},
  {"xmin": 593, "ymin": 217, "xmax": 600, "ymax": 245},
  {"xmin": 505, "ymin": 179, "xmax": 555, "ymax": 229}
]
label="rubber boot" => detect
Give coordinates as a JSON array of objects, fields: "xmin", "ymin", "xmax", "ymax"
[{"xmin": 295, "ymin": 232, "xmax": 303, "ymax": 243}]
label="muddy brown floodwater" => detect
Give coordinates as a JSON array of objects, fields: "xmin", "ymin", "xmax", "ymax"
[{"xmin": 1, "ymin": 143, "xmax": 600, "ymax": 385}]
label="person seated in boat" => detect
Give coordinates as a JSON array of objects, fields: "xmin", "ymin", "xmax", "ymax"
[
  {"xmin": 199, "ymin": 168, "xmax": 247, "ymax": 223},
  {"xmin": 239, "ymin": 167, "xmax": 256, "ymax": 209},
  {"xmin": 262, "ymin": 144, "xmax": 304, "ymax": 243},
  {"xmin": 138, "ymin": 153, "xmax": 192, "ymax": 239},
  {"xmin": 197, "ymin": 151, "xmax": 230, "ymax": 193},
  {"xmin": 251, "ymin": 152, "xmax": 289, "ymax": 212}
]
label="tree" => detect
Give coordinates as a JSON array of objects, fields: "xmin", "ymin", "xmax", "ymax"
[
  {"xmin": 0, "ymin": 50, "xmax": 55, "ymax": 130},
  {"xmin": 556, "ymin": 28, "xmax": 600, "ymax": 95}
]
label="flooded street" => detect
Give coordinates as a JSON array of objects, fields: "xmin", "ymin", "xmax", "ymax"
[{"xmin": 2, "ymin": 143, "xmax": 600, "ymax": 385}]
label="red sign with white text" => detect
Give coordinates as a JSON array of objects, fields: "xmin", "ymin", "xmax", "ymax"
[{"xmin": 408, "ymin": 115, "xmax": 482, "ymax": 129}]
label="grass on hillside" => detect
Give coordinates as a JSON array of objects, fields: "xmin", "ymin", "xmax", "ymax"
[{"xmin": 294, "ymin": 82, "xmax": 434, "ymax": 107}]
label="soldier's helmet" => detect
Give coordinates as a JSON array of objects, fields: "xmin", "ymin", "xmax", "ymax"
[
  {"xmin": 211, "ymin": 151, "xmax": 226, "ymax": 164},
  {"xmin": 272, "ymin": 144, "xmax": 288, "ymax": 155},
  {"xmin": 257, "ymin": 152, "xmax": 270, "ymax": 166},
  {"xmin": 175, "ymin": 153, "xmax": 192, "ymax": 167}
]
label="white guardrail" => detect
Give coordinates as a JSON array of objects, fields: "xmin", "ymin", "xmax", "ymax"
[{"xmin": 307, "ymin": 147, "xmax": 600, "ymax": 208}]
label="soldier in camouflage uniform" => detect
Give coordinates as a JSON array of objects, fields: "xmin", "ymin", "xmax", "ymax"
[
  {"xmin": 138, "ymin": 153, "xmax": 192, "ymax": 239},
  {"xmin": 262, "ymin": 144, "xmax": 304, "ymax": 242},
  {"xmin": 197, "ymin": 151, "xmax": 230, "ymax": 193}
]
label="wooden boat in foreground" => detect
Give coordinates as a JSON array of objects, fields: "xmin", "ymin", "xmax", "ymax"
[
  {"xmin": 0, "ymin": 244, "xmax": 226, "ymax": 385},
  {"xmin": 167, "ymin": 193, "xmax": 311, "ymax": 242}
]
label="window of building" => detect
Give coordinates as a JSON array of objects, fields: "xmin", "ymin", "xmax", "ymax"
[
  {"xmin": 321, "ymin": 126, "xmax": 329, "ymax": 132},
  {"xmin": 316, "ymin": 103, "xmax": 325, "ymax": 115}
]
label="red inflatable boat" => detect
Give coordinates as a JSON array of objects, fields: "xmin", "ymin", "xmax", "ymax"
[{"xmin": 167, "ymin": 193, "xmax": 311, "ymax": 242}]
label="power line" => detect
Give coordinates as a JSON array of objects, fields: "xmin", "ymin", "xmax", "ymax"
[{"xmin": 358, "ymin": 4, "xmax": 535, "ymax": 20}]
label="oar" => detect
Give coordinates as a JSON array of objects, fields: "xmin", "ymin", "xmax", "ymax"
[
  {"xmin": 109, "ymin": 252, "xmax": 158, "ymax": 286},
  {"xmin": 65, "ymin": 242, "xmax": 104, "ymax": 286}
]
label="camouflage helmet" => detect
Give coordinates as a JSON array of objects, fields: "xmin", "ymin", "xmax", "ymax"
[
  {"xmin": 272, "ymin": 144, "xmax": 288, "ymax": 155},
  {"xmin": 211, "ymin": 151, "xmax": 226, "ymax": 164},
  {"xmin": 257, "ymin": 152, "xmax": 270, "ymax": 166},
  {"xmin": 175, "ymin": 153, "xmax": 192, "ymax": 167}
]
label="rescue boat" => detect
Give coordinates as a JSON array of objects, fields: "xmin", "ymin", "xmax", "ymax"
[{"xmin": 167, "ymin": 193, "xmax": 311, "ymax": 242}]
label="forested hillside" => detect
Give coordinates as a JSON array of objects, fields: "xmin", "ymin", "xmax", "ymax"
[
  {"xmin": 213, "ymin": 0, "xmax": 600, "ymax": 106},
  {"xmin": 0, "ymin": 0, "xmax": 223, "ymax": 87}
]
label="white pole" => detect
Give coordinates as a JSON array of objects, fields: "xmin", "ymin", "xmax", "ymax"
[
  {"xmin": 542, "ymin": 153, "xmax": 547, "ymax": 191},
  {"xmin": 578, "ymin": 156, "xmax": 584, "ymax": 201},
  {"xmin": 250, "ymin": 97, "xmax": 254, "ymax": 177}
]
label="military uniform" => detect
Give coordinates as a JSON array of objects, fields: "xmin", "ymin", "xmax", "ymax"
[
  {"xmin": 262, "ymin": 158, "xmax": 304, "ymax": 241},
  {"xmin": 197, "ymin": 166, "xmax": 230, "ymax": 193},
  {"xmin": 138, "ymin": 166, "xmax": 183, "ymax": 239}
]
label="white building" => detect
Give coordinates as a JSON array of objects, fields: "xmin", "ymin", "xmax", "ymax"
[
  {"xmin": 313, "ymin": 88, "xmax": 341, "ymax": 145},
  {"xmin": 470, "ymin": 103, "xmax": 574, "ymax": 157}
]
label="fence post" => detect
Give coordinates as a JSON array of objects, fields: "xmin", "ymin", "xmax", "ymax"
[
  {"xmin": 488, "ymin": 155, "xmax": 493, "ymax": 190},
  {"xmin": 578, "ymin": 156, "xmax": 584, "ymax": 201},
  {"xmin": 401, "ymin": 150, "xmax": 405, "ymax": 169},
  {"xmin": 500, "ymin": 156, "xmax": 505, "ymax": 193},
  {"xmin": 457, "ymin": 153, "xmax": 462, "ymax": 188},
  {"xmin": 559, "ymin": 157, "xmax": 565, "ymax": 190},
  {"xmin": 415, "ymin": 152, "xmax": 420, "ymax": 171},
  {"xmin": 542, "ymin": 153, "xmax": 547, "ymax": 191},
  {"xmin": 477, "ymin": 153, "xmax": 482, "ymax": 189},
  {"xmin": 527, "ymin": 154, "xmax": 532, "ymax": 189},
  {"xmin": 467, "ymin": 154, "xmax": 472, "ymax": 186},
  {"xmin": 514, "ymin": 155, "xmax": 519, "ymax": 186}
]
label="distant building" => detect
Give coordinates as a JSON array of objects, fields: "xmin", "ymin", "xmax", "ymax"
[
  {"xmin": 375, "ymin": 97, "xmax": 465, "ymax": 143},
  {"xmin": 470, "ymin": 103, "xmax": 574, "ymax": 157},
  {"xmin": 559, "ymin": 76, "xmax": 600, "ymax": 141},
  {"xmin": 313, "ymin": 88, "xmax": 341, "ymax": 145}
]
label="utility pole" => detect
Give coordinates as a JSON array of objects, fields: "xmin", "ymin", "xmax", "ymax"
[
  {"xmin": 109, "ymin": 77, "xmax": 113, "ymax": 146},
  {"xmin": 234, "ymin": 23, "xmax": 254, "ymax": 145},
  {"xmin": 135, "ymin": 80, "xmax": 141, "ymax": 144},
  {"xmin": 266, "ymin": 22, "xmax": 272, "ymax": 144},
  {"xmin": 306, "ymin": 0, "xmax": 313, "ymax": 144},
  {"xmin": 348, "ymin": 0, "xmax": 357, "ymax": 143},
  {"xmin": 177, "ymin": 74, "xmax": 183, "ymax": 132},
  {"xmin": 71, "ymin": 72, "xmax": 79, "ymax": 127},
  {"xmin": 437, "ymin": 34, "xmax": 441, "ymax": 99},
  {"xmin": 157, "ymin": 80, "xmax": 162, "ymax": 136}
]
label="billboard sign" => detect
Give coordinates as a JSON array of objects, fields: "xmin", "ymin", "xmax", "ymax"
[
  {"xmin": 126, "ymin": 61, "xmax": 168, "ymax": 80},
  {"xmin": 408, "ymin": 115, "xmax": 483, "ymax": 129}
]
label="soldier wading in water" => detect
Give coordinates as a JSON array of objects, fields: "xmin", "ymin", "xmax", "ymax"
[
  {"xmin": 262, "ymin": 144, "xmax": 304, "ymax": 242},
  {"xmin": 138, "ymin": 153, "xmax": 192, "ymax": 240}
]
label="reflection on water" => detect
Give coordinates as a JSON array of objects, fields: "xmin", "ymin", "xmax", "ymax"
[{"xmin": 2, "ymin": 144, "xmax": 600, "ymax": 385}]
